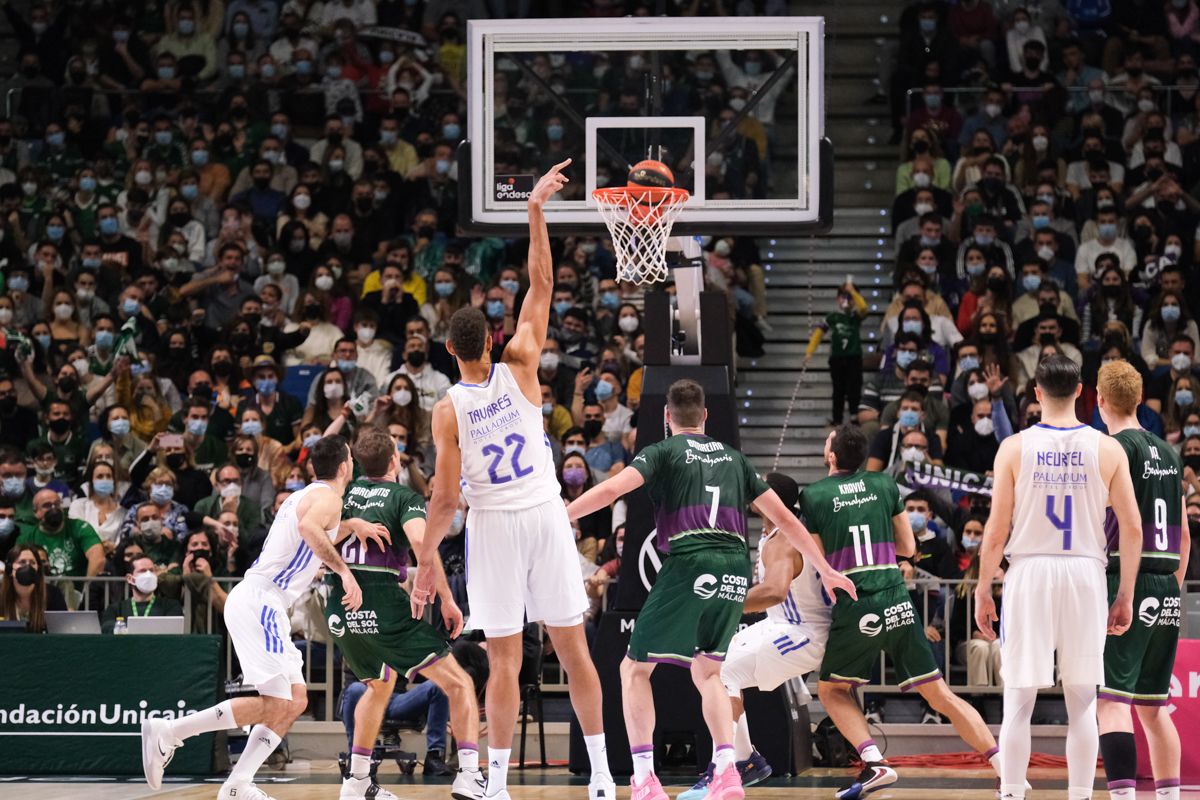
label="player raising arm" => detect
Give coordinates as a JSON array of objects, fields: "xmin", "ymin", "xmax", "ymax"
[
  {"xmin": 974, "ymin": 355, "xmax": 1142, "ymax": 800},
  {"xmin": 411, "ymin": 160, "xmax": 617, "ymax": 800}
]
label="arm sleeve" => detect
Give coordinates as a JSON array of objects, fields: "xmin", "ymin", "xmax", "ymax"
[
  {"xmin": 805, "ymin": 325, "xmax": 825, "ymax": 357},
  {"xmin": 992, "ymin": 398, "xmax": 1014, "ymax": 441},
  {"xmin": 848, "ymin": 286, "xmax": 869, "ymax": 316}
]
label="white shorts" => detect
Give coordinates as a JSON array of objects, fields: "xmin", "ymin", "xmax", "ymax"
[
  {"xmin": 722, "ymin": 619, "xmax": 828, "ymax": 700},
  {"xmin": 1000, "ymin": 555, "xmax": 1107, "ymax": 689},
  {"xmin": 225, "ymin": 577, "xmax": 305, "ymax": 699},
  {"xmin": 465, "ymin": 499, "xmax": 589, "ymax": 637}
]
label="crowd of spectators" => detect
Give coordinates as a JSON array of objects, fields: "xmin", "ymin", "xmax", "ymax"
[
  {"xmin": 0, "ymin": 0, "xmax": 781, "ymax": 705},
  {"xmin": 859, "ymin": 0, "xmax": 1200, "ymax": 702}
]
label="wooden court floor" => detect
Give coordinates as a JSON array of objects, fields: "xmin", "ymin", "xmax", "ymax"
[{"xmin": 6, "ymin": 764, "xmax": 1198, "ymax": 800}]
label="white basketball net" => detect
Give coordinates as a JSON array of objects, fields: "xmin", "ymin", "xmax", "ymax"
[{"xmin": 593, "ymin": 187, "xmax": 690, "ymax": 285}]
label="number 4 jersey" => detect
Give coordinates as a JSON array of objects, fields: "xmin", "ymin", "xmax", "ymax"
[
  {"xmin": 1104, "ymin": 428, "xmax": 1183, "ymax": 575},
  {"xmin": 1009, "ymin": 423, "xmax": 1108, "ymax": 563},
  {"xmin": 799, "ymin": 470, "xmax": 905, "ymax": 595},
  {"xmin": 448, "ymin": 362, "xmax": 561, "ymax": 511}
]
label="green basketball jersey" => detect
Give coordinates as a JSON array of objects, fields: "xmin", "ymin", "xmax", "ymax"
[
  {"xmin": 630, "ymin": 433, "xmax": 769, "ymax": 556},
  {"xmin": 799, "ymin": 470, "xmax": 905, "ymax": 595},
  {"xmin": 1106, "ymin": 429, "xmax": 1183, "ymax": 575},
  {"xmin": 339, "ymin": 478, "xmax": 427, "ymax": 575}
]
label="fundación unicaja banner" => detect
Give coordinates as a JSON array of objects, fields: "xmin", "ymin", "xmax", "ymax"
[{"xmin": 0, "ymin": 635, "xmax": 222, "ymax": 774}]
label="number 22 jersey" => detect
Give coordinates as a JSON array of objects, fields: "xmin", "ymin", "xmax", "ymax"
[{"xmin": 447, "ymin": 362, "xmax": 560, "ymax": 510}]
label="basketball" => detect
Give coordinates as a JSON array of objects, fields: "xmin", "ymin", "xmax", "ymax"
[{"xmin": 626, "ymin": 159, "xmax": 675, "ymax": 188}]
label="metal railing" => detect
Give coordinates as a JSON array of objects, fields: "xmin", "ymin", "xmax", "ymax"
[
  {"xmin": 35, "ymin": 573, "xmax": 1200, "ymax": 706},
  {"xmin": 904, "ymin": 84, "xmax": 1193, "ymax": 124}
]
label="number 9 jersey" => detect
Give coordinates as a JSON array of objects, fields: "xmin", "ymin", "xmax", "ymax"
[
  {"xmin": 447, "ymin": 362, "xmax": 561, "ymax": 510},
  {"xmin": 1008, "ymin": 423, "xmax": 1108, "ymax": 563}
]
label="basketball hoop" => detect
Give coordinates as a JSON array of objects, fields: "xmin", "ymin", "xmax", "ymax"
[{"xmin": 593, "ymin": 185, "xmax": 690, "ymax": 285}]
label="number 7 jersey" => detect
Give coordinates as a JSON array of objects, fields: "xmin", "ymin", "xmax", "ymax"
[
  {"xmin": 1009, "ymin": 423, "xmax": 1108, "ymax": 564},
  {"xmin": 447, "ymin": 362, "xmax": 561, "ymax": 510}
]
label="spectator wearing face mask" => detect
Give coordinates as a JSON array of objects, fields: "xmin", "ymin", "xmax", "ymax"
[
  {"xmin": 946, "ymin": 397, "xmax": 1007, "ymax": 473},
  {"xmin": 947, "ymin": 531, "xmax": 1004, "ymax": 687},
  {"xmin": 1142, "ymin": 290, "xmax": 1200, "ymax": 368},
  {"xmin": 18, "ymin": 488, "xmax": 104, "ymax": 577},
  {"xmin": 1, "ymin": 543, "xmax": 66, "ymax": 631},
  {"xmin": 25, "ymin": 440, "xmax": 72, "ymax": 504},
  {"xmin": 572, "ymin": 368, "xmax": 631, "ymax": 440},
  {"xmin": 194, "ymin": 463, "xmax": 264, "ymax": 538},
  {"xmin": 579, "ymin": 403, "xmax": 627, "ymax": 481},
  {"xmin": 388, "ymin": 333, "xmax": 452, "ymax": 412},
  {"xmin": 101, "ymin": 554, "xmax": 183, "ymax": 633},
  {"xmin": 69, "ymin": 459, "xmax": 128, "ymax": 552},
  {"xmin": 560, "ymin": 451, "xmax": 610, "ymax": 561},
  {"xmin": 865, "ymin": 389, "xmax": 945, "ymax": 474}
]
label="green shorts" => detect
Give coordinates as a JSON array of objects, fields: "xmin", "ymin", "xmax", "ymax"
[
  {"xmin": 819, "ymin": 584, "xmax": 941, "ymax": 691},
  {"xmin": 325, "ymin": 570, "xmax": 451, "ymax": 682},
  {"xmin": 627, "ymin": 547, "xmax": 751, "ymax": 666},
  {"xmin": 1101, "ymin": 572, "xmax": 1181, "ymax": 706}
]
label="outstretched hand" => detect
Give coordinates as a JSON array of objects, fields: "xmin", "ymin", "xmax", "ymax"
[
  {"xmin": 821, "ymin": 570, "xmax": 858, "ymax": 602},
  {"xmin": 529, "ymin": 158, "xmax": 571, "ymax": 207}
]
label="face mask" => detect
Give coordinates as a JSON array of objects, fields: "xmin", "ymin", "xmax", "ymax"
[
  {"xmin": 541, "ymin": 402, "xmax": 554, "ymax": 417},
  {"xmin": 540, "ymin": 352, "xmax": 560, "ymax": 371},
  {"xmin": 122, "ymin": 297, "xmax": 140, "ymax": 316},
  {"xmin": 923, "ymin": 93, "xmax": 942, "ymax": 111},
  {"xmin": 907, "ymin": 510, "xmax": 927, "ymax": 533},
  {"xmin": 48, "ymin": 417, "xmax": 71, "ymax": 435},
  {"xmin": 1098, "ymin": 223, "xmax": 1118, "ymax": 240},
  {"xmin": 898, "ymin": 408, "xmax": 921, "ymax": 428},
  {"xmin": 42, "ymin": 507, "xmax": 64, "ymax": 530},
  {"xmin": 486, "ymin": 300, "xmax": 505, "ymax": 319},
  {"xmin": 600, "ymin": 291, "xmax": 621, "ymax": 311},
  {"xmin": 434, "ymin": 281, "xmax": 455, "ymax": 298},
  {"xmin": 974, "ymin": 232, "xmax": 995, "ymax": 247},
  {"xmin": 219, "ymin": 482, "xmax": 241, "ymax": 499},
  {"xmin": 594, "ymin": 380, "xmax": 615, "ymax": 401},
  {"xmin": 150, "ymin": 484, "xmax": 174, "ymax": 504},
  {"xmin": 133, "ymin": 571, "xmax": 158, "ymax": 594},
  {"xmin": 1162, "ymin": 304, "xmax": 1182, "ymax": 323},
  {"xmin": 138, "ymin": 519, "xmax": 163, "ymax": 542},
  {"xmin": 35, "ymin": 334, "xmax": 52, "ymax": 351},
  {"xmin": 90, "ymin": 330, "xmax": 114, "ymax": 351},
  {"xmin": 958, "ymin": 355, "xmax": 980, "ymax": 374},
  {"xmin": 1031, "ymin": 213, "xmax": 1052, "ymax": 230},
  {"xmin": 324, "ymin": 382, "xmax": 344, "ymax": 400},
  {"xmin": 1022, "ymin": 274, "xmax": 1043, "ymax": 293},
  {"xmin": 962, "ymin": 536, "xmax": 982, "ymax": 551},
  {"xmin": 1030, "ymin": 246, "xmax": 1054, "ymax": 265},
  {"xmin": 583, "ymin": 419, "xmax": 603, "ymax": 440},
  {"xmin": 914, "ymin": 201, "xmax": 934, "ymax": 216},
  {"xmin": 1138, "ymin": 98, "xmax": 1156, "ymax": 113},
  {"xmin": 303, "ymin": 434, "xmax": 321, "ymax": 450},
  {"xmin": 289, "ymin": 192, "xmax": 313, "ymax": 212},
  {"xmin": 7, "ymin": 275, "xmax": 29, "ymax": 295},
  {"xmin": 285, "ymin": 479, "xmax": 306, "ymax": 492},
  {"xmin": 314, "ymin": 275, "xmax": 335, "ymax": 292},
  {"xmin": 435, "ymin": 158, "xmax": 451, "ymax": 175},
  {"xmin": 500, "ymin": 278, "xmax": 520, "ymax": 295},
  {"xmin": 1177, "ymin": 389, "xmax": 1195, "ymax": 407},
  {"xmin": 554, "ymin": 300, "xmax": 572, "ymax": 317},
  {"xmin": 405, "ymin": 350, "xmax": 426, "ymax": 368},
  {"xmin": 618, "ymin": 315, "xmax": 641, "ymax": 334},
  {"xmin": 901, "ymin": 319, "xmax": 923, "ymax": 335},
  {"xmin": 241, "ymin": 416, "xmax": 264, "ymax": 436},
  {"xmin": 392, "ymin": 389, "xmax": 412, "ymax": 406},
  {"xmin": 974, "ymin": 416, "xmax": 995, "ymax": 437},
  {"xmin": 336, "ymin": 359, "xmax": 357, "ymax": 375},
  {"xmin": 96, "ymin": 215, "xmax": 120, "ymax": 236},
  {"xmin": 328, "ymin": 159, "xmax": 344, "ymax": 172},
  {"xmin": 186, "ymin": 418, "xmax": 208, "ymax": 437},
  {"xmin": 1, "ymin": 477, "xmax": 23, "ymax": 497},
  {"xmin": 546, "ymin": 124, "xmax": 564, "ymax": 142},
  {"xmin": 564, "ymin": 444, "xmax": 586, "ymax": 457},
  {"xmin": 1167, "ymin": 353, "xmax": 1193, "ymax": 376},
  {"xmin": 1164, "ymin": 244, "xmax": 1183, "ymax": 261},
  {"xmin": 235, "ymin": 452, "xmax": 256, "ymax": 469},
  {"xmin": 108, "ymin": 418, "xmax": 130, "ymax": 437},
  {"xmin": 14, "ymin": 562, "xmax": 35, "ymax": 585},
  {"xmin": 896, "ymin": 350, "xmax": 917, "ymax": 369},
  {"xmin": 562, "ymin": 466, "xmax": 588, "ymax": 487},
  {"xmin": 89, "ymin": 476, "xmax": 115, "ymax": 497},
  {"xmin": 901, "ymin": 445, "xmax": 926, "ymax": 464},
  {"xmin": 1185, "ymin": 425, "xmax": 1200, "ymax": 438},
  {"xmin": 967, "ymin": 381, "xmax": 989, "ymax": 401}
]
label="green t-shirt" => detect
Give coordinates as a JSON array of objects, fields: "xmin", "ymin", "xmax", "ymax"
[
  {"xmin": 339, "ymin": 477, "xmax": 426, "ymax": 576},
  {"xmin": 1108, "ymin": 429, "xmax": 1183, "ymax": 575},
  {"xmin": 16, "ymin": 518, "xmax": 101, "ymax": 576},
  {"xmin": 799, "ymin": 470, "xmax": 905, "ymax": 595},
  {"xmin": 824, "ymin": 310, "xmax": 863, "ymax": 358},
  {"xmin": 630, "ymin": 433, "xmax": 769, "ymax": 556}
]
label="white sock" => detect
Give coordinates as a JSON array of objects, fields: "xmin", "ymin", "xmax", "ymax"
[
  {"xmin": 169, "ymin": 699, "xmax": 237, "ymax": 740},
  {"xmin": 733, "ymin": 713, "xmax": 753, "ymax": 761},
  {"xmin": 227, "ymin": 725, "xmax": 281, "ymax": 785},
  {"xmin": 857, "ymin": 739, "xmax": 883, "ymax": 764},
  {"xmin": 1110, "ymin": 789, "xmax": 1135, "ymax": 800},
  {"xmin": 1000, "ymin": 686, "xmax": 1038, "ymax": 799},
  {"xmin": 987, "ymin": 747, "xmax": 1001, "ymax": 776},
  {"xmin": 459, "ymin": 745, "xmax": 479, "ymax": 772},
  {"xmin": 713, "ymin": 744, "xmax": 735, "ymax": 773},
  {"xmin": 584, "ymin": 733, "xmax": 611, "ymax": 780},
  {"xmin": 485, "ymin": 747, "xmax": 510, "ymax": 796},
  {"xmin": 1156, "ymin": 785, "xmax": 1180, "ymax": 800},
  {"xmin": 349, "ymin": 753, "xmax": 371, "ymax": 780},
  {"xmin": 631, "ymin": 746, "xmax": 654, "ymax": 783},
  {"xmin": 1063, "ymin": 685, "xmax": 1098, "ymax": 800}
]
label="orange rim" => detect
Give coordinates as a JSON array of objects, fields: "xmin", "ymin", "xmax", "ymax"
[{"xmin": 592, "ymin": 186, "xmax": 690, "ymax": 206}]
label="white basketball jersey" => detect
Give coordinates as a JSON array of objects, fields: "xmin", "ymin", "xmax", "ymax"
[
  {"xmin": 1009, "ymin": 423, "xmax": 1108, "ymax": 564},
  {"xmin": 247, "ymin": 481, "xmax": 340, "ymax": 605},
  {"xmin": 758, "ymin": 528, "xmax": 832, "ymax": 630},
  {"xmin": 447, "ymin": 362, "xmax": 560, "ymax": 510}
]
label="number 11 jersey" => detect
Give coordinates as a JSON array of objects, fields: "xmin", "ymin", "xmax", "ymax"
[
  {"xmin": 447, "ymin": 362, "xmax": 560, "ymax": 510},
  {"xmin": 1009, "ymin": 423, "xmax": 1108, "ymax": 564},
  {"xmin": 799, "ymin": 470, "xmax": 905, "ymax": 596}
]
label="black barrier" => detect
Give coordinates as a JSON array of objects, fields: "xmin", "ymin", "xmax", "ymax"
[{"xmin": 568, "ymin": 611, "xmax": 805, "ymax": 776}]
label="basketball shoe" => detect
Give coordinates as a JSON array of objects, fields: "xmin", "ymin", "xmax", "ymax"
[
  {"xmin": 678, "ymin": 764, "xmax": 714, "ymax": 800},
  {"xmin": 707, "ymin": 763, "xmax": 746, "ymax": 800},
  {"xmin": 835, "ymin": 762, "xmax": 898, "ymax": 800},
  {"xmin": 630, "ymin": 773, "xmax": 669, "ymax": 800},
  {"xmin": 340, "ymin": 775, "xmax": 397, "ymax": 799},
  {"xmin": 451, "ymin": 767, "xmax": 487, "ymax": 800},
  {"xmin": 589, "ymin": 772, "xmax": 617, "ymax": 800},
  {"xmin": 736, "ymin": 750, "xmax": 773, "ymax": 786},
  {"xmin": 140, "ymin": 718, "xmax": 182, "ymax": 790},
  {"xmin": 217, "ymin": 782, "xmax": 278, "ymax": 799}
]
